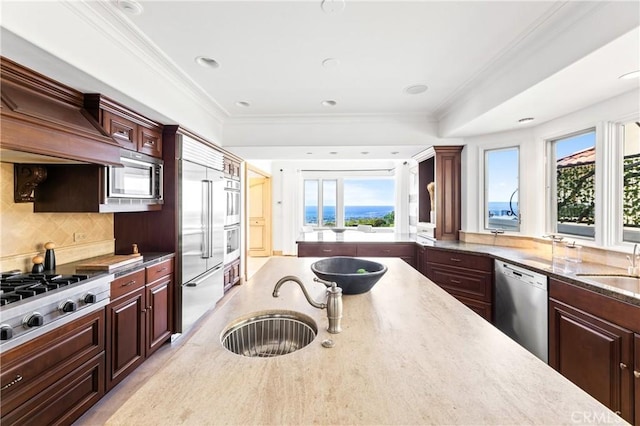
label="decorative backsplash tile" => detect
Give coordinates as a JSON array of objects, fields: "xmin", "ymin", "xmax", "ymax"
[{"xmin": 0, "ymin": 163, "xmax": 114, "ymax": 271}]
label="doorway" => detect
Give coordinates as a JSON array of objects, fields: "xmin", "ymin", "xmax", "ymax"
[{"xmin": 245, "ymin": 164, "xmax": 272, "ymax": 279}]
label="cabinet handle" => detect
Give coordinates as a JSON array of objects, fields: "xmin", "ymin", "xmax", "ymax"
[
  {"xmin": 157, "ymin": 267, "xmax": 168, "ymax": 273},
  {"xmin": 322, "ymin": 249, "xmax": 332, "ymax": 253},
  {"xmin": 148, "ymin": 305, "xmax": 152, "ymax": 311},
  {"xmin": 450, "ymin": 279, "xmax": 461, "ymax": 284},
  {"xmin": 382, "ymin": 250, "xmax": 391, "ymax": 254},
  {"xmin": 114, "ymin": 130, "xmax": 130, "ymax": 138},
  {"xmin": 450, "ymin": 258, "xmax": 462, "ymax": 262},
  {"xmin": 620, "ymin": 363, "xmax": 628, "ymax": 370},
  {"xmin": 141, "ymin": 309, "xmax": 147, "ymax": 313},
  {"xmin": 1, "ymin": 374, "xmax": 23, "ymax": 391},
  {"xmin": 634, "ymin": 370, "xmax": 640, "ymax": 379},
  {"xmin": 122, "ymin": 280, "xmax": 136, "ymax": 287},
  {"xmin": 615, "ymin": 411, "xmax": 621, "ymax": 415}
]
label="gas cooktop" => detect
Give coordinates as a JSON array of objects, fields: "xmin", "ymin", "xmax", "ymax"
[{"xmin": 0, "ymin": 273, "xmax": 90, "ymax": 306}]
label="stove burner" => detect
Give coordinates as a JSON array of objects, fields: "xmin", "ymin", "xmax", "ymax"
[{"xmin": 0, "ymin": 273, "xmax": 91, "ymax": 306}]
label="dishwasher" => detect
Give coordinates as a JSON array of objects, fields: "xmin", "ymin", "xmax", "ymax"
[{"xmin": 494, "ymin": 261, "xmax": 548, "ymax": 363}]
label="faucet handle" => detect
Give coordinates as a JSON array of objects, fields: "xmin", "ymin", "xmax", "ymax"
[{"xmin": 313, "ymin": 277, "xmax": 337, "ymax": 288}]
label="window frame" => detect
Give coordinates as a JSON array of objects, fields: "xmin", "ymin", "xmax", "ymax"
[
  {"xmin": 483, "ymin": 146, "xmax": 521, "ymax": 232},
  {"xmin": 301, "ymin": 171, "xmax": 396, "ymax": 230}
]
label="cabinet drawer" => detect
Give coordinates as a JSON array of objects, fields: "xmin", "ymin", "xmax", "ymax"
[
  {"xmin": 427, "ymin": 248, "xmax": 492, "ymax": 272},
  {"xmin": 146, "ymin": 258, "xmax": 174, "ymax": 283},
  {"xmin": 1, "ymin": 310, "xmax": 104, "ymax": 416},
  {"xmin": 453, "ymin": 294, "xmax": 492, "ymax": 322},
  {"xmin": 357, "ymin": 243, "xmax": 415, "ymax": 258},
  {"xmin": 138, "ymin": 125, "xmax": 162, "ymax": 158},
  {"xmin": 103, "ymin": 111, "xmax": 137, "ymax": 151},
  {"xmin": 426, "ymin": 263, "xmax": 492, "ymax": 302},
  {"xmin": 111, "ymin": 269, "xmax": 145, "ymax": 300},
  {"xmin": 297, "ymin": 243, "xmax": 357, "ymax": 257}
]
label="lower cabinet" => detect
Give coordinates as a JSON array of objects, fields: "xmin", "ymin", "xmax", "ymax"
[
  {"xmin": 224, "ymin": 258, "xmax": 241, "ymax": 293},
  {"xmin": 297, "ymin": 242, "xmax": 416, "ymax": 267},
  {"xmin": 106, "ymin": 258, "xmax": 173, "ymax": 392},
  {"xmin": 424, "ymin": 247, "xmax": 493, "ymax": 322},
  {"xmin": 549, "ymin": 278, "xmax": 639, "ymax": 424},
  {"xmin": 0, "ymin": 310, "xmax": 105, "ymax": 426},
  {"xmin": 635, "ymin": 334, "xmax": 640, "ymax": 424}
]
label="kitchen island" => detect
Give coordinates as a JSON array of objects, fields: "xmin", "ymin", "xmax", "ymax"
[{"xmin": 105, "ymin": 257, "xmax": 618, "ymax": 425}]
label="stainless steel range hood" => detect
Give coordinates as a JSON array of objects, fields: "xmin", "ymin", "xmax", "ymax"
[{"xmin": 0, "ymin": 57, "xmax": 121, "ymax": 166}]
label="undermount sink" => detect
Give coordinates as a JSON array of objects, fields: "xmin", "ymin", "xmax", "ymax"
[
  {"xmin": 221, "ymin": 310, "xmax": 317, "ymax": 357},
  {"xmin": 576, "ymin": 274, "xmax": 640, "ymax": 291}
]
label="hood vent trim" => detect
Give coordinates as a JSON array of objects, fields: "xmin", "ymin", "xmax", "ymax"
[{"xmin": 0, "ymin": 57, "xmax": 121, "ymax": 166}]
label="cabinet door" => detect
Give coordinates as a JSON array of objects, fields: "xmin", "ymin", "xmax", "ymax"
[
  {"xmin": 103, "ymin": 111, "xmax": 137, "ymax": 151},
  {"xmin": 106, "ymin": 288, "xmax": 146, "ymax": 391},
  {"xmin": 138, "ymin": 125, "xmax": 162, "ymax": 158},
  {"xmin": 146, "ymin": 275, "xmax": 173, "ymax": 357},
  {"xmin": 635, "ymin": 334, "xmax": 639, "ymax": 425},
  {"xmin": 297, "ymin": 243, "xmax": 357, "ymax": 257},
  {"xmin": 549, "ymin": 299, "xmax": 634, "ymax": 422}
]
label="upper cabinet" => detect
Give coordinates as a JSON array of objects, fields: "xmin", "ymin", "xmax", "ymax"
[
  {"xmin": 224, "ymin": 155, "xmax": 241, "ymax": 180},
  {"xmin": 84, "ymin": 94, "xmax": 163, "ymax": 158},
  {"xmin": 418, "ymin": 146, "xmax": 463, "ymax": 241},
  {"xmin": 0, "ymin": 57, "xmax": 121, "ymax": 165}
]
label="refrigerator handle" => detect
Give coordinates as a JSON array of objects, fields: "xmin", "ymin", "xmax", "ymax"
[
  {"xmin": 201, "ymin": 180, "xmax": 209, "ymax": 259},
  {"xmin": 209, "ymin": 179, "xmax": 215, "ymax": 258}
]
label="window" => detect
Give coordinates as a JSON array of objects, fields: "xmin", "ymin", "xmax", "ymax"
[
  {"xmin": 303, "ymin": 176, "xmax": 395, "ymax": 228},
  {"xmin": 622, "ymin": 121, "xmax": 640, "ymax": 243},
  {"xmin": 550, "ymin": 129, "xmax": 596, "ymax": 239},
  {"xmin": 484, "ymin": 147, "xmax": 519, "ymax": 232}
]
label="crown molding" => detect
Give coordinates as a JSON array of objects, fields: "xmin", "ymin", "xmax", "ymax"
[
  {"xmin": 62, "ymin": 1, "xmax": 228, "ymax": 126},
  {"xmin": 225, "ymin": 112, "xmax": 436, "ymax": 126}
]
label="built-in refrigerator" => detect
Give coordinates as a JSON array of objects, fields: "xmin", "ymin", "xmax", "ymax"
[{"xmin": 178, "ymin": 135, "xmax": 225, "ymax": 333}]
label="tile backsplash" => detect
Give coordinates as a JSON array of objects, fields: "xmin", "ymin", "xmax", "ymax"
[{"xmin": 0, "ymin": 163, "xmax": 114, "ymax": 272}]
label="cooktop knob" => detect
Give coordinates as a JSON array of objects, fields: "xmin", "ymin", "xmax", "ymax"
[
  {"xmin": 0, "ymin": 325, "xmax": 13, "ymax": 340},
  {"xmin": 23, "ymin": 313, "xmax": 44, "ymax": 328},
  {"xmin": 83, "ymin": 293, "xmax": 97, "ymax": 304},
  {"xmin": 59, "ymin": 300, "xmax": 77, "ymax": 313}
]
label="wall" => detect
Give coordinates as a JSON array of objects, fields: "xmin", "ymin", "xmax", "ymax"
[
  {"xmin": 461, "ymin": 89, "xmax": 640, "ymax": 250},
  {"xmin": 0, "ymin": 163, "xmax": 114, "ymax": 272}
]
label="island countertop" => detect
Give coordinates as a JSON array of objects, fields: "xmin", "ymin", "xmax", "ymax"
[{"xmin": 106, "ymin": 257, "xmax": 619, "ymax": 425}]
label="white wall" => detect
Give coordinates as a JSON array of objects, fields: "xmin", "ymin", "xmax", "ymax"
[{"xmin": 461, "ymin": 89, "xmax": 640, "ymax": 243}]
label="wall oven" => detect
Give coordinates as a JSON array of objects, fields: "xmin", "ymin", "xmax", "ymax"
[
  {"xmin": 224, "ymin": 178, "xmax": 241, "ymax": 226},
  {"xmin": 106, "ymin": 150, "xmax": 163, "ymax": 206},
  {"xmin": 224, "ymin": 225, "xmax": 240, "ymax": 264}
]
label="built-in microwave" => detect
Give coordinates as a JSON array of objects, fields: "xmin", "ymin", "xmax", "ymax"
[
  {"xmin": 224, "ymin": 225, "xmax": 240, "ymax": 264},
  {"xmin": 105, "ymin": 150, "xmax": 163, "ymax": 205},
  {"xmin": 224, "ymin": 178, "xmax": 241, "ymax": 226}
]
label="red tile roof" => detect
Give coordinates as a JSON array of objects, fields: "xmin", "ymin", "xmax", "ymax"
[{"xmin": 557, "ymin": 147, "xmax": 595, "ymax": 167}]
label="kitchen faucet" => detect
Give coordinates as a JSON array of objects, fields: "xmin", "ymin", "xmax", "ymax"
[
  {"xmin": 629, "ymin": 243, "xmax": 639, "ymax": 276},
  {"xmin": 273, "ymin": 275, "xmax": 343, "ymax": 334}
]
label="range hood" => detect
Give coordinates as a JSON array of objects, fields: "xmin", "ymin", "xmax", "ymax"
[{"xmin": 0, "ymin": 56, "xmax": 121, "ymax": 166}]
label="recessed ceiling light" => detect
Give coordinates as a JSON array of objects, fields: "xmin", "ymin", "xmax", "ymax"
[
  {"xmin": 518, "ymin": 117, "xmax": 535, "ymax": 124},
  {"xmin": 404, "ymin": 84, "xmax": 428, "ymax": 95},
  {"xmin": 195, "ymin": 56, "xmax": 220, "ymax": 69},
  {"xmin": 307, "ymin": 152, "xmax": 313, "ymax": 155},
  {"xmin": 321, "ymin": 100, "xmax": 337, "ymax": 107},
  {"xmin": 619, "ymin": 70, "xmax": 640, "ymax": 80},
  {"xmin": 361, "ymin": 152, "xmax": 369, "ymax": 155},
  {"xmin": 329, "ymin": 151, "xmax": 338, "ymax": 155},
  {"xmin": 236, "ymin": 101, "xmax": 250, "ymax": 107},
  {"xmin": 117, "ymin": 0, "xmax": 143, "ymax": 15},
  {"xmin": 322, "ymin": 58, "xmax": 340, "ymax": 69},
  {"xmin": 391, "ymin": 151, "xmax": 399, "ymax": 155},
  {"xmin": 321, "ymin": 0, "xmax": 345, "ymax": 14}
]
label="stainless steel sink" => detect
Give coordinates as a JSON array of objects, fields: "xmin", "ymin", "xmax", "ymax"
[
  {"xmin": 576, "ymin": 274, "xmax": 640, "ymax": 291},
  {"xmin": 221, "ymin": 310, "xmax": 317, "ymax": 357}
]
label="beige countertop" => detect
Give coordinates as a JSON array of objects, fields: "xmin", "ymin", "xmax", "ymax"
[
  {"xmin": 105, "ymin": 257, "xmax": 619, "ymax": 425},
  {"xmin": 297, "ymin": 229, "xmax": 415, "ymax": 243}
]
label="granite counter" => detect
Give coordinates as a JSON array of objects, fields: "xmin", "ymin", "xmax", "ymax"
[{"xmin": 104, "ymin": 257, "xmax": 619, "ymax": 425}]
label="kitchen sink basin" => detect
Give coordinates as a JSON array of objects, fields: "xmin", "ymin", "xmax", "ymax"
[
  {"xmin": 221, "ymin": 310, "xmax": 317, "ymax": 357},
  {"xmin": 576, "ymin": 274, "xmax": 640, "ymax": 291}
]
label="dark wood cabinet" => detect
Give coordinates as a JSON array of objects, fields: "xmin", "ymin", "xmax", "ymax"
[
  {"xmin": 549, "ymin": 278, "xmax": 639, "ymax": 424},
  {"xmin": 224, "ymin": 156, "xmax": 241, "ymax": 180},
  {"xmin": 224, "ymin": 258, "xmax": 241, "ymax": 293},
  {"xmin": 416, "ymin": 244, "xmax": 428, "ymax": 276},
  {"xmin": 0, "ymin": 310, "xmax": 105, "ymax": 425},
  {"xmin": 106, "ymin": 259, "xmax": 174, "ymax": 391},
  {"xmin": 84, "ymin": 94, "xmax": 163, "ymax": 158},
  {"xmin": 424, "ymin": 247, "xmax": 493, "ymax": 322},
  {"xmin": 297, "ymin": 242, "xmax": 416, "ymax": 267},
  {"xmin": 635, "ymin": 334, "xmax": 640, "ymax": 424}
]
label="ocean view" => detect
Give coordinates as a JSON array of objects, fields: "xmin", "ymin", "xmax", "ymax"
[
  {"xmin": 487, "ymin": 201, "xmax": 519, "ymax": 218},
  {"xmin": 305, "ymin": 205, "xmax": 394, "ymax": 224}
]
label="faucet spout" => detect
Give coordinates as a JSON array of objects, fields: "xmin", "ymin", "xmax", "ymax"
[
  {"xmin": 273, "ymin": 275, "xmax": 326, "ymax": 309},
  {"xmin": 273, "ymin": 275, "xmax": 343, "ymax": 334}
]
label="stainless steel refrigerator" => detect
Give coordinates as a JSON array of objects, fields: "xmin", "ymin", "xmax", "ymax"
[{"xmin": 178, "ymin": 135, "xmax": 225, "ymax": 333}]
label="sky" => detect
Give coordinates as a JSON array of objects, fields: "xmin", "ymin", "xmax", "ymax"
[{"xmin": 305, "ymin": 178, "xmax": 395, "ymax": 206}]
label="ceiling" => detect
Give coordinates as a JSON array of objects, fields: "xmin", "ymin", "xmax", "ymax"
[{"xmin": 1, "ymin": 1, "xmax": 639, "ymax": 161}]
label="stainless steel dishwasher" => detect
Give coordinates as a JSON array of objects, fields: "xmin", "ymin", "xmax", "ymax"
[{"xmin": 494, "ymin": 261, "xmax": 548, "ymax": 363}]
